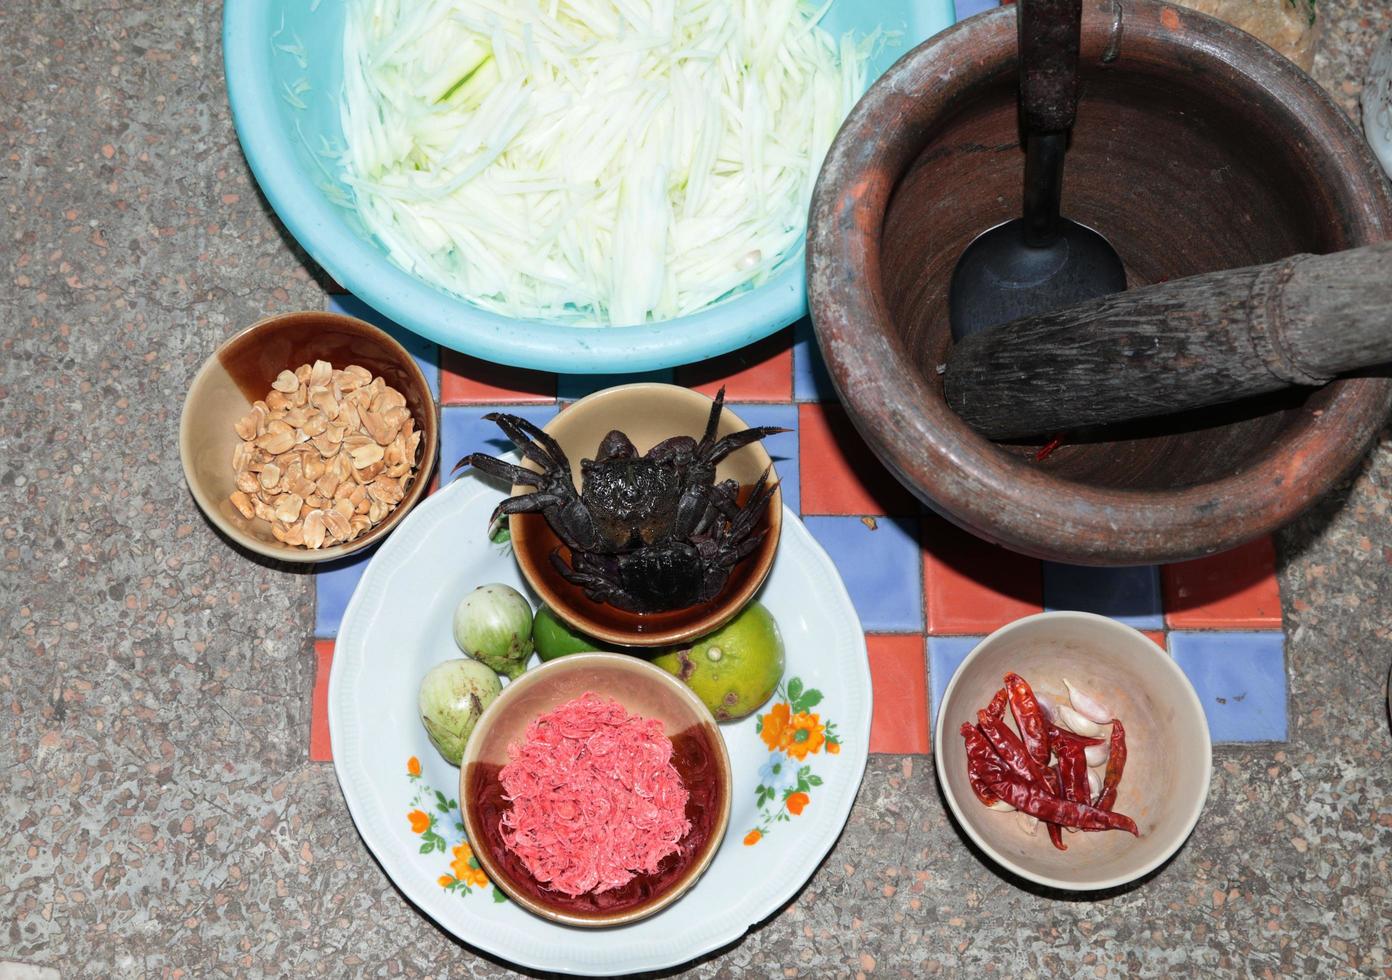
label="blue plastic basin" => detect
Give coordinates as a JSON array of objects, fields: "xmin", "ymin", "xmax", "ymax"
[{"xmin": 223, "ymin": 0, "xmax": 956, "ymax": 372}]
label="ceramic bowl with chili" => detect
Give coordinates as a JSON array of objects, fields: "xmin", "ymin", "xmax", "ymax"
[
  {"xmin": 459, "ymin": 653, "xmax": 732, "ymax": 927},
  {"xmin": 934, "ymin": 611, "xmax": 1212, "ymax": 891}
]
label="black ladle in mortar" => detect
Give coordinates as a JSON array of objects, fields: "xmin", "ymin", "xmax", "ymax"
[{"xmin": 948, "ymin": 0, "xmax": 1125, "ymax": 341}]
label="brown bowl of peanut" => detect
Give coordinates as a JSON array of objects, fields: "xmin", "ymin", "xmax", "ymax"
[{"xmin": 179, "ymin": 310, "xmax": 439, "ymax": 563}]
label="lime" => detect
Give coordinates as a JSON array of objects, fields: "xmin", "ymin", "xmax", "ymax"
[
  {"xmin": 533, "ymin": 605, "xmax": 609, "ymax": 661},
  {"xmin": 652, "ymin": 603, "xmax": 785, "ymax": 721}
]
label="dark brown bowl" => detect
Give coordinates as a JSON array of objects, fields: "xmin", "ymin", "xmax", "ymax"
[
  {"xmin": 179, "ymin": 310, "xmax": 439, "ymax": 562},
  {"xmin": 508, "ymin": 384, "xmax": 781, "ymax": 647},
  {"xmin": 459, "ymin": 653, "xmax": 731, "ymax": 926},
  {"xmin": 807, "ymin": 0, "xmax": 1392, "ymax": 564}
]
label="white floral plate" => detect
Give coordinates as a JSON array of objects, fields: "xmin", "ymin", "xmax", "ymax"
[{"xmin": 329, "ymin": 474, "xmax": 871, "ymax": 976}]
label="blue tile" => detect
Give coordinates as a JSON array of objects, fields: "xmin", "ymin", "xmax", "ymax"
[
  {"xmin": 954, "ymin": 0, "xmax": 1000, "ymax": 18},
  {"xmin": 1169, "ymin": 632, "xmax": 1287, "ymax": 742},
  {"xmin": 730, "ymin": 403, "xmax": 800, "ymax": 514},
  {"xmin": 792, "ymin": 317, "xmax": 839, "ymax": 402},
  {"xmin": 557, "ymin": 370, "xmax": 675, "ymax": 400},
  {"xmin": 1042, "ymin": 563, "xmax": 1164, "ymax": 630},
  {"xmin": 314, "ymin": 546, "xmax": 378, "ymax": 638},
  {"xmin": 804, "ymin": 516, "xmax": 922, "ymax": 632},
  {"xmin": 440, "ymin": 404, "xmax": 561, "ymax": 484},
  {"xmin": 927, "ymin": 635, "xmax": 985, "ymax": 729},
  {"xmin": 326, "ymin": 294, "xmax": 441, "ymax": 401}
]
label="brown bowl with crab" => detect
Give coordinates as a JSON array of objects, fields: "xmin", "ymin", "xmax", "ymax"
[{"xmin": 461, "ymin": 384, "xmax": 783, "ymax": 647}]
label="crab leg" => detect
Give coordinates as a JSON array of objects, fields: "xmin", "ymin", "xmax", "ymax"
[
  {"xmin": 727, "ymin": 528, "xmax": 770, "ymax": 564},
  {"xmin": 729, "ymin": 469, "xmax": 775, "ymax": 534},
  {"xmin": 692, "ymin": 385, "xmax": 788, "ymax": 461},
  {"xmin": 550, "ymin": 550, "xmax": 640, "ymax": 609},
  {"xmin": 461, "ymin": 414, "xmax": 607, "ymax": 552},
  {"xmin": 703, "ymin": 469, "xmax": 776, "ymax": 565},
  {"xmin": 695, "ymin": 386, "xmax": 729, "ymax": 451},
  {"xmin": 671, "ymin": 476, "xmax": 728, "ymax": 541},
  {"xmin": 491, "ymin": 490, "xmax": 566, "ymax": 515},
  {"xmin": 705, "ymin": 425, "xmax": 790, "ymax": 465},
  {"xmin": 483, "ymin": 413, "xmax": 572, "ymax": 475},
  {"xmin": 723, "ymin": 473, "xmax": 779, "ymax": 559},
  {"xmin": 454, "ymin": 452, "xmax": 544, "ymax": 487},
  {"xmin": 706, "ymin": 479, "xmax": 743, "ymax": 521}
]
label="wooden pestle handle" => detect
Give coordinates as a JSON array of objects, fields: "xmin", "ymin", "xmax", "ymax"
[
  {"xmin": 943, "ymin": 243, "xmax": 1392, "ymax": 440},
  {"xmin": 1017, "ymin": 0, "xmax": 1084, "ymax": 247},
  {"xmin": 1018, "ymin": 0, "xmax": 1083, "ymax": 134}
]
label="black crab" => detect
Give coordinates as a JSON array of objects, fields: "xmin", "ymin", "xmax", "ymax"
[{"xmin": 458, "ymin": 389, "xmax": 783, "ymax": 613}]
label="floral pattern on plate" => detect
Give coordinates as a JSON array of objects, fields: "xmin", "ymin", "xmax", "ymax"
[
  {"xmin": 405, "ymin": 756, "xmax": 507, "ymax": 902},
  {"xmin": 744, "ymin": 678, "xmax": 842, "ymax": 845}
]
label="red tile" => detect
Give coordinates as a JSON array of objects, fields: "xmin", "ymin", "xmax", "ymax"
[
  {"xmin": 1142, "ymin": 630, "xmax": 1168, "ymax": 651},
  {"xmin": 440, "ymin": 349, "xmax": 556, "ymax": 404},
  {"xmin": 676, "ymin": 330, "xmax": 794, "ymax": 402},
  {"xmin": 922, "ymin": 513, "xmax": 1044, "ymax": 635},
  {"xmin": 1161, "ymin": 537, "xmax": 1282, "ymax": 629},
  {"xmin": 310, "ymin": 640, "xmax": 334, "ymax": 763},
  {"xmin": 797, "ymin": 402, "xmax": 919, "ymax": 516},
  {"xmin": 867, "ymin": 634, "xmax": 931, "ymax": 754}
]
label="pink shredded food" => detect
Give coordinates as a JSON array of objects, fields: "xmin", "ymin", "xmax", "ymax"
[{"xmin": 498, "ymin": 692, "xmax": 691, "ymax": 896}]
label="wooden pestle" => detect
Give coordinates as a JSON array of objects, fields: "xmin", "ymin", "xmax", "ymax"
[{"xmin": 943, "ymin": 243, "xmax": 1392, "ymax": 440}]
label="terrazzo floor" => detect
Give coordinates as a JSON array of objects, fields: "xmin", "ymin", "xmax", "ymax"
[{"xmin": 4, "ymin": 0, "xmax": 1392, "ymax": 976}]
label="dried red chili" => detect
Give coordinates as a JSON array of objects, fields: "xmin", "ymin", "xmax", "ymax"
[
  {"xmin": 1050, "ymin": 723, "xmax": 1102, "ymax": 809},
  {"xmin": 1047, "ymin": 724, "xmax": 1103, "ymax": 750},
  {"xmin": 1034, "ymin": 434, "xmax": 1065, "ymax": 461},
  {"xmin": 1054, "ymin": 735, "xmax": 1090, "ymax": 807},
  {"xmin": 1046, "ymin": 801, "xmax": 1066, "ymax": 852},
  {"xmin": 961, "ymin": 673, "xmax": 1139, "ymax": 851},
  {"xmin": 977, "ymin": 709, "xmax": 1069, "ymax": 849},
  {"xmin": 1095, "ymin": 718, "xmax": 1128, "ymax": 811},
  {"xmin": 960, "ymin": 723, "xmax": 1006, "ymax": 807},
  {"xmin": 986, "ymin": 773, "xmax": 1140, "ymax": 835},
  {"xmin": 977, "ymin": 710, "xmax": 1057, "ymax": 793},
  {"xmin": 1004, "ymin": 673, "xmax": 1050, "ymax": 767}
]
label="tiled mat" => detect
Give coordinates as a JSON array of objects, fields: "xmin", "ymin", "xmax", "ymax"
[
  {"xmin": 308, "ymin": 300, "xmax": 1289, "ymax": 759},
  {"xmin": 306, "ymin": 0, "xmax": 1286, "ymax": 757}
]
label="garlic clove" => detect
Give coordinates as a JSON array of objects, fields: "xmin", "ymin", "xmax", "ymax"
[
  {"xmin": 987, "ymin": 799, "xmax": 1016, "ymax": 812},
  {"xmin": 1084, "ymin": 740, "xmax": 1111, "ymax": 768},
  {"xmin": 1016, "ymin": 812, "xmax": 1040, "ymax": 836},
  {"xmin": 1064, "ymin": 678, "xmax": 1113, "ymax": 725},
  {"xmin": 1087, "ymin": 767, "xmax": 1103, "ymax": 799},
  {"xmin": 1055, "ymin": 703, "xmax": 1107, "ymax": 737}
]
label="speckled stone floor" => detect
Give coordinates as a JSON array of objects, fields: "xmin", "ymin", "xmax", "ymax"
[{"xmin": 3, "ymin": 2, "xmax": 1391, "ymax": 977}]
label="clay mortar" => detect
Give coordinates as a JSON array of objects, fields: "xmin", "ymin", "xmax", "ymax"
[{"xmin": 807, "ymin": 0, "xmax": 1392, "ymax": 564}]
